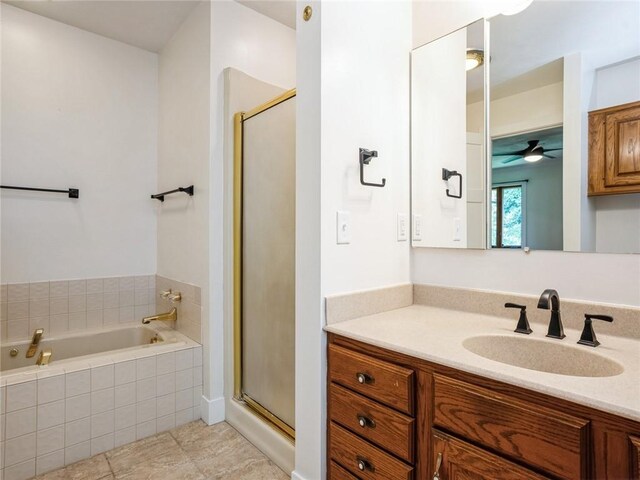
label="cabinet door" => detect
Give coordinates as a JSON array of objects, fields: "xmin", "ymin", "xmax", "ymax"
[
  {"xmin": 431, "ymin": 430, "xmax": 549, "ymax": 480},
  {"xmin": 605, "ymin": 103, "xmax": 640, "ymax": 188},
  {"xmin": 631, "ymin": 435, "xmax": 640, "ymax": 479}
]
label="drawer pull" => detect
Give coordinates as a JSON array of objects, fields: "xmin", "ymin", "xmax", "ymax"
[
  {"xmin": 356, "ymin": 372, "xmax": 373, "ymax": 384},
  {"xmin": 433, "ymin": 452, "xmax": 443, "ymax": 480},
  {"xmin": 356, "ymin": 456, "xmax": 373, "ymax": 472},
  {"xmin": 357, "ymin": 414, "xmax": 376, "ymax": 428}
]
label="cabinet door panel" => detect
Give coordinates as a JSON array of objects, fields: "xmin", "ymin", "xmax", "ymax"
[
  {"xmin": 432, "ymin": 430, "xmax": 549, "ymax": 480},
  {"xmin": 433, "ymin": 374, "xmax": 589, "ymax": 479},
  {"xmin": 631, "ymin": 435, "xmax": 640, "ymax": 479},
  {"xmin": 605, "ymin": 105, "xmax": 640, "ymax": 187}
]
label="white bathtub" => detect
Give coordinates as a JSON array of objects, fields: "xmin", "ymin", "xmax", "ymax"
[
  {"xmin": 0, "ymin": 324, "xmax": 202, "ymax": 479},
  {"xmin": 1, "ymin": 325, "xmax": 169, "ymax": 373}
]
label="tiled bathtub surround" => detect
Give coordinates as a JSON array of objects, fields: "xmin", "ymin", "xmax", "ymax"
[
  {"xmin": 155, "ymin": 275, "xmax": 202, "ymax": 343},
  {"xmin": 0, "ymin": 276, "xmax": 157, "ymax": 342},
  {"xmin": 0, "ymin": 343, "xmax": 203, "ymax": 480}
]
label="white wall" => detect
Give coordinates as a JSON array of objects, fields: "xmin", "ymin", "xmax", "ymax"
[
  {"xmin": 209, "ymin": 0, "xmax": 295, "ymax": 426},
  {"xmin": 1, "ymin": 4, "xmax": 158, "ymax": 283},
  {"xmin": 591, "ymin": 58, "xmax": 640, "ymax": 254},
  {"xmin": 412, "ymin": 29, "xmax": 468, "ymax": 248},
  {"xmin": 157, "ymin": 0, "xmax": 211, "ymax": 422},
  {"xmin": 411, "ymin": 1, "xmax": 640, "ymax": 307},
  {"xmin": 295, "ymin": 2, "xmax": 412, "ymax": 479}
]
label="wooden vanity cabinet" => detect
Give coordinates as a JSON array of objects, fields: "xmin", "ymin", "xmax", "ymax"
[
  {"xmin": 327, "ymin": 333, "xmax": 640, "ymax": 480},
  {"xmin": 588, "ymin": 100, "xmax": 640, "ymax": 196}
]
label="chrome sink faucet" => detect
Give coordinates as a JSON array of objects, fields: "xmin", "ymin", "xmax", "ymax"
[{"xmin": 537, "ymin": 289, "xmax": 565, "ymax": 339}]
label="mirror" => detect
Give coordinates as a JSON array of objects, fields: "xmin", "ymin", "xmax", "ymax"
[
  {"xmin": 411, "ymin": 1, "xmax": 640, "ymax": 254},
  {"xmin": 411, "ymin": 19, "xmax": 487, "ymax": 248}
]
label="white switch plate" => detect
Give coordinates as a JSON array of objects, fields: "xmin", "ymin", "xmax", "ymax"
[
  {"xmin": 453, "ymin": 217, "xmax": 461, "ymax": 241},
  {"xmin": 337, "ymin": 211, "xmax": 351, "ymax": 244},
  {"xmin": 397, "ymin": 214, "xmax": 408, "ymax": 241},
  {"xmin": 412, "ymin": 214, "xmax": 422, "ymax": 241}
]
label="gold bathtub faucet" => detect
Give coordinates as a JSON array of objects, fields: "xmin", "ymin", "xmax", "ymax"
[
  {"xmin": 142, "ymin": 307, "xmax": 177, "ymax": 324},
  {"xmin": 37, "ymin": 349, "xmax": 52, "ymax": 366},
  {"xmin": 26, "ymin": 328, "xmax": 44, "ymax": 358}
]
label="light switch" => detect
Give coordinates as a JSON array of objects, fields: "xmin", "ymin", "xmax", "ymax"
[
  {"xmin": 412, "ymin": 214, "xmax": 422, "ymax": 241},
  {"xmin": 337, "ymin": 211, "xmax": 351, "ymax": 244},
  {"xmin": 397, "ymin": 214, "xmax": 408, "ymax": 241},
  {"xmin": 453, "ymin": 217, "xmax": 461, "ymax": 241}
]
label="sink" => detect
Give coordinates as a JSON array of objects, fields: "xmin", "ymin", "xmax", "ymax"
[{"xmin": 462, "ymin": 335, "xmax": 624, "ymax": 377}]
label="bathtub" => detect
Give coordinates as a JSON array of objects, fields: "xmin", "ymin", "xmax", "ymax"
[
  {"xmin": 0, "ymin": 323, "xmax": 203, "ymax": 478},
  {"xmin": 1, "ymin": 325, "xmax": 169, "ymax": 373}
]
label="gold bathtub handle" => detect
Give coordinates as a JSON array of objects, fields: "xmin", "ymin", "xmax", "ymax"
[
  {"xmin": 37, "ymin": 349, "xmax": 52, "ymax": 366},
  {"xmin": 26, "ymin": 328, "xmax": 44, "ymax": 358}
]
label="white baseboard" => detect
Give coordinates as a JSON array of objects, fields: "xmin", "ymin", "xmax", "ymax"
[
  {"xmin": 290, "ymin": 471, "xmax": 308, "ymax": 480},
  {"xmin": 200, "ymin": 395, "xmax": 225, "ymax": 425},
  {"xmin": 226, "ymin": 399, "xmax": 295, "ymax": 474}
]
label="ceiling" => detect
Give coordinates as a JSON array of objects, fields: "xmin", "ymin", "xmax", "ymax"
[
  {"xmin": 237, "ymin": 0, "xmax": 296, "ymax": 29},
  {"xmin": 3, "ymin": 0, "xmax": 295, "ymax": 52},
  {"xmin": 3, "ymin": 0, "xmax": 200, "ymax": 52},
  {"xmin": 490, "ymin": 0, "xmax": 640, "ymax": 87},
  {"xmin": 492, "ymin": 126, "xmax": 563, "ymax": 170}
]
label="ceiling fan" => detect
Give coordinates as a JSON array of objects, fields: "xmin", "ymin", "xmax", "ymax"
[{"xmin": 493, "ymin": 140, "xmax": 562, "ymax": 164}]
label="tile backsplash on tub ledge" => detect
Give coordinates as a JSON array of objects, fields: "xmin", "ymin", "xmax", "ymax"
[
  {"xmin": 155, "ymin": 276, "xmax": 202, "ymax": 344},
  {"xmin": 1, "ymin": 276, "xmax": 157, "ymax": 342}
]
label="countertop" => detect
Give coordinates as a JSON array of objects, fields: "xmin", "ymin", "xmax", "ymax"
[{"xmin": 324, "ymin": 304, "xmax": 640, "ymax": 422}]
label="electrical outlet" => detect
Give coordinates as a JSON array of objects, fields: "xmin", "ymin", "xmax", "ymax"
[
  {"xmin": 337, "ymin": 211, "xmax": 351, "ymax": 244},
  {"xmin": 397, "ymin": 214, "xmax": 408, "ymax": 241},
  {"xmin": 412, "ymin": 214, "xmax": 422, "ymax": 241}
]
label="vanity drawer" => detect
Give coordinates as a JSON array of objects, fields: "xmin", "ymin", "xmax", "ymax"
[
  {"xmin": 330, "ymin": 422, "xmax": 414, "ymax": 480},
  {"xmin": 330, "ymin": 383, "xmax": 414, "ymax": 463},
  {"xmin": 330, "ymin": 461, "xmax": 360, "ymax": 480},
  {"xmin": 433, "ymin": 374, "xmax": 589, "ymax": 480},
  {"xmin": 329, "ymin": 344, "xmax": 414, "ymax": 415}
]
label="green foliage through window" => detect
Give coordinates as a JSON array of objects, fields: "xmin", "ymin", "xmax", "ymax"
[{"xmin": 491, "ymin": 185, "xmax": 523, "ymax": 248}]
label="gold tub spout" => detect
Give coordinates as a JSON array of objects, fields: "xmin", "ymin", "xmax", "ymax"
[
  {"xmin": 142, "ymin": 307, "xmax": 177, "ymax": 324},
  {"xmin": 26, "ymin": 328, "xmax": 44, "ymax": 358},
  {"xmin": 37, "ymin": 349, "xmax": 52, "ymax": 366}
]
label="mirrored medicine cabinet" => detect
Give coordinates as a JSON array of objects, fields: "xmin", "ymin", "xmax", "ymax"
[{"xmin": 410, "ymin": 0, "xmax": 640, "ymax": 254}]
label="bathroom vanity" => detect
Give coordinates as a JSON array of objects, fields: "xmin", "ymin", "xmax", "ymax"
[{"xmin": 325, "ymin": 307, "xmax": 640, "ymax": 480}]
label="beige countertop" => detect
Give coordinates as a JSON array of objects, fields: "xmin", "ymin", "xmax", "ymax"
[{"xmin": 324, "ymin": 304, "xmax": 640, "ymax": 422}]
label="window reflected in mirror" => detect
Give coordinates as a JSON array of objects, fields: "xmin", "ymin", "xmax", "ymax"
[{"xmin": 491, "ymin": 126, "xmax": 563, "ymax": 251}]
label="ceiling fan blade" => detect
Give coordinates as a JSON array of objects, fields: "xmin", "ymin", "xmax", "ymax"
[
  {"xmin": 493, "ymin": 148, "xmax": 527, "ymax": 156},
  {"xmin": 501, "ymin": 155, "xmax": 522, "ymax": 164},
  {"xmin": 543, "ymin": 153, "xmax": 556, "ymax": 159},
  {"xmin": 544, "ymin": 148, "xmax": 563, "ymax": 152}
]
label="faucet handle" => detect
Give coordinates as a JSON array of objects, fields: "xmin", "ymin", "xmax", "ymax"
[
  {"xmin": 578, "ymin": 313, "xmax": 613, "ymax": 347},
  {"xmin": 505, "ymin": 303, "xmax": 532, "ymax": 335}
]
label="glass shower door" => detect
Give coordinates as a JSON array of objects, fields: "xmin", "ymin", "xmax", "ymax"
[{"xmin": 233, "ymin": 90, "xmax": 296, "ymax": 438}]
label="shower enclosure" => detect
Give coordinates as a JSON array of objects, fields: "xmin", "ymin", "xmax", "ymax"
[{"xmin": 233, "ymin": 89, "xmax": 296, "ymax": 438}]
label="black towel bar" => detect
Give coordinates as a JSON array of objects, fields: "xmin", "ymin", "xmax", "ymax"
[
  {"xmin": 1, "ymin": 185, "xmax": 79, "ymax": 198},
  {"xmin": 151, "ymin": 185, "xmax": 194, "ymax": 202}
]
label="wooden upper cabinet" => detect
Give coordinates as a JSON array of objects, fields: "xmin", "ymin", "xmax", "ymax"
[{"xmin": 589, "ymin": 100, "xmax": 640, "ymax": 195}]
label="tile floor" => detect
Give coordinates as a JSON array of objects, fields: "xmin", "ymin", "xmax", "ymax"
[{"xmin": 33, "ymin": 421, "xmax": 289, "ymax": 480}]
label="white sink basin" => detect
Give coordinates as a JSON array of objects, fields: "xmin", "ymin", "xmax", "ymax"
[{"xmin": 462, "ymin": 335, "xmax": 624, "ymax": 377}]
